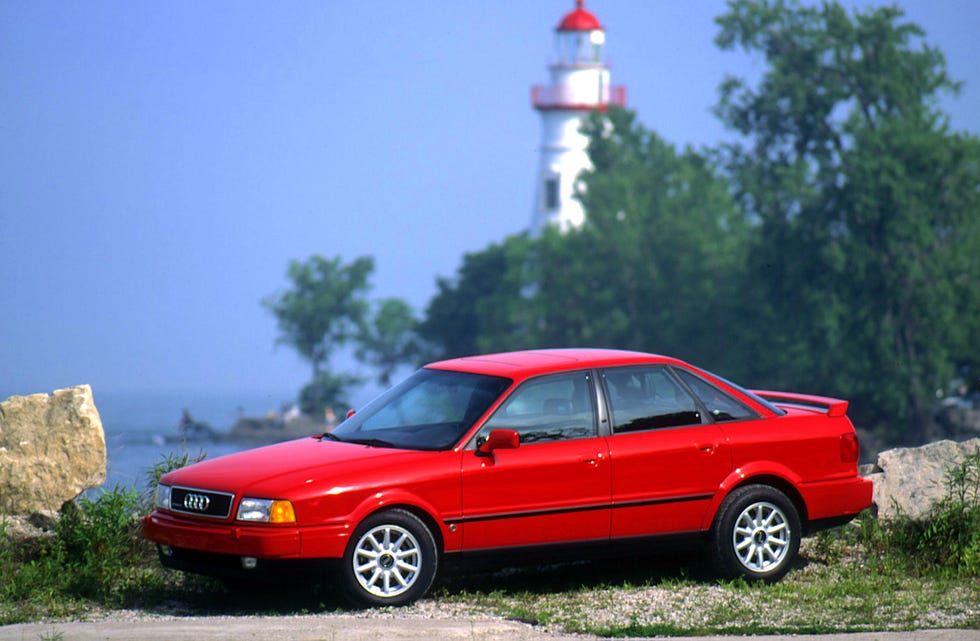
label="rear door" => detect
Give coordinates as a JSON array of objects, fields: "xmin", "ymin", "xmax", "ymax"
[
  {"xmin": 459, "ymin": 370, "xmax": 611, "ymax": 550},
  {"xmin": 601, "ymin": 366, "xmax": 733, "ymax": 538}
]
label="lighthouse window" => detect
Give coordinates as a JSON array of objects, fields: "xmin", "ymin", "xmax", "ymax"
[
  {"xmin": 557, "ymin": 32, "xmax": 601, "ymax": 65},
  {"xmin": 545, "ymin": 178, "xmax": 560, "ymax": 210}
]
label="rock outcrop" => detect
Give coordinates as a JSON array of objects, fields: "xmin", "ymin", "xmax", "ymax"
[
  {"xmin": 228, "ymin": 413, "xmax": 325, "ymax": 441},
  {"xmin": 865, "ymin": 437, "xmax": 980, "ymax": 521},
  {"xmin": 0, "ymin": 385, "xmax": 106, "ymax": 514}
]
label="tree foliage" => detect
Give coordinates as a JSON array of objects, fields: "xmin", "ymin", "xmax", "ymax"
[
  {"xmin": 264, "ymin": 255, "xmax": 425, "ymax": 412},
  {"xmin": 418, "ymin": 235, "xmax": 534, "ymax": 359},
  {"xmin": 714, "ymin": 0, "xmax": 980, "ymax": 442},
  {"xmin": 298, "ymin": 370, "xmax": 363, "ymax": 417},
  {"xmin": 263, "ymin": 255, "xmax": 374, "ymax": 414},
  {"xmin": 357, "ymin": 298, "xmax": 422, "ymax": 386}
]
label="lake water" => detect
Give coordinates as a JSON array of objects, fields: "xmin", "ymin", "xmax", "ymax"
[{"xmin": 93, "ymin": 388, "xmax": 300, "ymax": 493}]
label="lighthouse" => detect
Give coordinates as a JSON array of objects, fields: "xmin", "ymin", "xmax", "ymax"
[{"xmin": 530, "ymin": 0, "xmax": 626, "ymax": 235}]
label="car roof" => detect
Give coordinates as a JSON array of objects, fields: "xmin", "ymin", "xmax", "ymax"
[{"xmin": 425, "ymin": 348, "xmax": 685, "ymax": 380}]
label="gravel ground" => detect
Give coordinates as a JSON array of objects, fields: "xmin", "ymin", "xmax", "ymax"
[{"xmin": 1, "ymin": 592, "xmax": 977, "ymax": 641}]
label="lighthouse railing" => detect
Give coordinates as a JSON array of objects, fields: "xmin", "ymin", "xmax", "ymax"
[{"xmin": 531, "ymin": 84, "xmax": 626, "ymax": 110}]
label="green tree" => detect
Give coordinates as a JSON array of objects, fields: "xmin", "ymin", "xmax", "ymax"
[
  {"xmin": 298, "ymin": 370, "xmax": 362, "ymax": 417},
  {"xmin": 482, "ymin": 109, "xmax": 750, "ymax": 372},
  {"xmin": 263, "ymin": 255, "xmax": 374, "ymax": 414},
  {"xmin": 714, "ymin": 0, "xmax": 980, "ymax": 441},
  {"xmin": 418, "ymin": 234, "xmax": 534, "ymax": 360},
  {"xmin": 553, "ymin": 108, "xmax": 750, "ymax": 372},
  {"xmin": 356, "ymin": 298, "xmax": 422, "ymax": 386}
]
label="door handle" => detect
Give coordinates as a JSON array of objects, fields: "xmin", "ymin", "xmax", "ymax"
[{"xmin": 698, "ymin": 443, "xmax": 717, "ymax": 454}]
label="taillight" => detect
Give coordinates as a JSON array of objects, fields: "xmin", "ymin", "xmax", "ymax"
[{"xmin": 840, "ymin": 432, "xmax": 860, "ymax": 463}]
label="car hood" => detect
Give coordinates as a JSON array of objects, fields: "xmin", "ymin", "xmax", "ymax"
[{"xmin": 159, "ymin": 436, "xmax": 438, "ymax": 497}]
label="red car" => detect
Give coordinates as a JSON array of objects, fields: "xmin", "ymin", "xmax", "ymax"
[{"xmin": 143, "ymin": 349, "xmax": 872, "ymax": 606}]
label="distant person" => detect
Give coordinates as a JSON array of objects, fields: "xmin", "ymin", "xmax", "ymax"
[{"xmin": 178, "ymin": 409, "xmax": 193, "ymax": 438}]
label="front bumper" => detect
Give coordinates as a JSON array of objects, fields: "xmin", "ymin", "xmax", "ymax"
[
  {"xmin": 154, "ymin": 543, "xmax": 333, "ymax": 581},
  {"xmin": 142, "ymin": 510, "xmax": 352, "ymax": 560}
]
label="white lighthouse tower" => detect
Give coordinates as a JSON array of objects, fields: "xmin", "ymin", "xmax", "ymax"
[{"xmin": 530, "ymin": 0, "xmax": 626, "ymax": 235}]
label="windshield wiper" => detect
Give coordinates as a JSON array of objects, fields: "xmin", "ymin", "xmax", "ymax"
[
  {"xmin": 344, "ymin": 437, "xmax": 396, "ymax": 448},
  {"xmin": 319, "ymin": 432, "xmax": 344, "ymax": 442}
]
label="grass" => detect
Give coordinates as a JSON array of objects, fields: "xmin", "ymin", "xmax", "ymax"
[
  {"xmin": 428, "ymin": 529, "xmax": 979, "ymax": 636},
  {"xmin": 1, "ymin": 450, "xmax": 978, "ymax": 634}
]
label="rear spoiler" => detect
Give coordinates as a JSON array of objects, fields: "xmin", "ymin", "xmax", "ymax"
[{"xmin": 751, "ymin": 390, "xmax": 850, "ymax": 418}]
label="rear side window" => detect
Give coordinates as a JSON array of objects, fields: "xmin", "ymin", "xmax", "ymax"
[
  {"xmin": 602, "ymin": 366, "xmax": 702, "ymax": 433},
  {"xmin": 674, "ymin": 369, "xmax": 759, "ymax": 422}
]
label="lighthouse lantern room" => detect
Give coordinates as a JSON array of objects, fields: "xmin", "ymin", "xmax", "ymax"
[{"xmin": 530, "ymin": 0, "xmax": 626, "ymax": 235}]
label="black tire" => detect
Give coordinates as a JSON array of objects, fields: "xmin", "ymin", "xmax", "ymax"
[
  {"xmin": 340, "ymin": 509, "xmax": 438, "ymax": 607},
  {"xmin": 709, "ymin": 485, "xmax": 801, "ymax": 582}
]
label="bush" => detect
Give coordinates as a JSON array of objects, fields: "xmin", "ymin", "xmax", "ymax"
[
  {"xmin": 854, "ymin": 447, "xmax": 980, "ymax": 576},
  {"xmin": 904, "ymin": 448, "xmax": 979, "ymax": 575},
  {"xmin": 0, "ymin": 451, "xmax": 216, "ymax": 623},
  {"xmin": 0, "ymin": 487, "xmax": 146, "ymax": 621},
  {"xmin": 56, "ymin": 487, "xmax": 144, "ymax": 599}
]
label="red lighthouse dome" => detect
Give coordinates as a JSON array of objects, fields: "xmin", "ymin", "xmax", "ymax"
[{"xmin": 557, "ymin": 0, "xmax": 603, "ymax": 32}]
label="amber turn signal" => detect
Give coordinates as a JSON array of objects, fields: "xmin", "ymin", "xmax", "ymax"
[{"xmin": 269, "ymin": 499, "xmax": 296, "ymax": 524}]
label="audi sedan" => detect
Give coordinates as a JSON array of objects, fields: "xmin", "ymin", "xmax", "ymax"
[{"xmin": 143, "ymin": 348, "xmax": 872, "ymax": 606}]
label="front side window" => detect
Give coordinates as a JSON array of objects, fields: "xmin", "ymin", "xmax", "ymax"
[
  {"xmin": 603, "ymin": 366, "xmax": 702, "ymax": 433},
  {"xmin": 479, "ymin": 371, "xmax": 596, "ymax": 444}
]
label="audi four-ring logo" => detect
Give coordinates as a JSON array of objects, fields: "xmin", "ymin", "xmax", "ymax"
[{"xmin": 183, "ymin": 493, "xmax": 211, "ymax": 512}]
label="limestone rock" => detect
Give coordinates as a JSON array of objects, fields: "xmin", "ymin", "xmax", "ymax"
[
  {"xmin": 866, "ymin": 437, "xmax": 980, "ymax": 521},
  {"xmin": 0, "ymin": 385, "xmax": 106, "ymax": 514},
  {"xmin": 2, "ymin": 511, "xmax": 58, "ymax": 542}
]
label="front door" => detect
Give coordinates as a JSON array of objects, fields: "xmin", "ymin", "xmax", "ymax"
[{"xmin": 458, "ymin": 370, "xmax": 611, "ymax": 550}]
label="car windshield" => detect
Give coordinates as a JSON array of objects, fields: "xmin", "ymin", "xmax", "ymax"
[{"xmin": 329, "ymin": 368, "xmax": 512, "ymax": 451}]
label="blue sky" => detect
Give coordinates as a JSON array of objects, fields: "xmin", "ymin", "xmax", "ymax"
[{"xmin": 2, "ymin": 0, "xmax": 978, "ymax": 401}]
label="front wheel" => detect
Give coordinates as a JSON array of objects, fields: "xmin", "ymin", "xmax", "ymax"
[
  {"xmin": 340, "ymin": 509, "xmax": 438, "ymax": 607},
  {"xmin": 710, "ymin": 485, "xmax": 801, "ymax": 582}
]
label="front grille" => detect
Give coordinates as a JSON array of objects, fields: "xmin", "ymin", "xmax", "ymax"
[{"xmin": 170, "ymin": 486, "xmax": 234, "ymax": 519}]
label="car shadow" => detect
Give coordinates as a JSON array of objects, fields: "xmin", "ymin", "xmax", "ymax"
[
  {"xmin": 436, "ymin": 549, "xmax": 709, "ymax": 597},
  {"xmin": 130, "ymin": 548, "xmax": 809, "ymax": 617}
]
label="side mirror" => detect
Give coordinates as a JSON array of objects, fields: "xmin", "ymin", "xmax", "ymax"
[
  {"xmin": 476, "ymin": 429, "xmax": 520, "ymax": 457},
  {"xmin": 346, "ymin": 408, "xmax": 356, "ymax": 419}
]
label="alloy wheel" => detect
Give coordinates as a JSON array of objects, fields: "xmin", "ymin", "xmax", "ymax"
[
  {"xmin": 731, "ymin": 500, "xmax": 791, "ymax": 573},
  {"xmin": 351, "ymin": 524, "xmax": 422, "ymax": 598}
]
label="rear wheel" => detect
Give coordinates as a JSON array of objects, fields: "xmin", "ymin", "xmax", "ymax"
[
  {"xmin": 340, "ymin": 509, "xmax": 437, "ymax": 607},
  {"xmin": 710, "ymin": 485, "xmax": 800, "ymax": 582}
]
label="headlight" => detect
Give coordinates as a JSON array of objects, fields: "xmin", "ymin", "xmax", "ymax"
[
  {"xmin": 155, "ymin": 484, "xmax": 172, "ymax": 510},
  {"xmin": 236, "ymin": 498, "xmax": 296, "ymax": 524}
]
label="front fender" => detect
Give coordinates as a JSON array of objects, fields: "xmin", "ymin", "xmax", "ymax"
[
  {"xmin": 700, "ymin": 462, "xmax": 804, "ymax": 531},
  {"xmin": 346, "ymin": 488, "xmax": 459, "ymax": 553}
]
